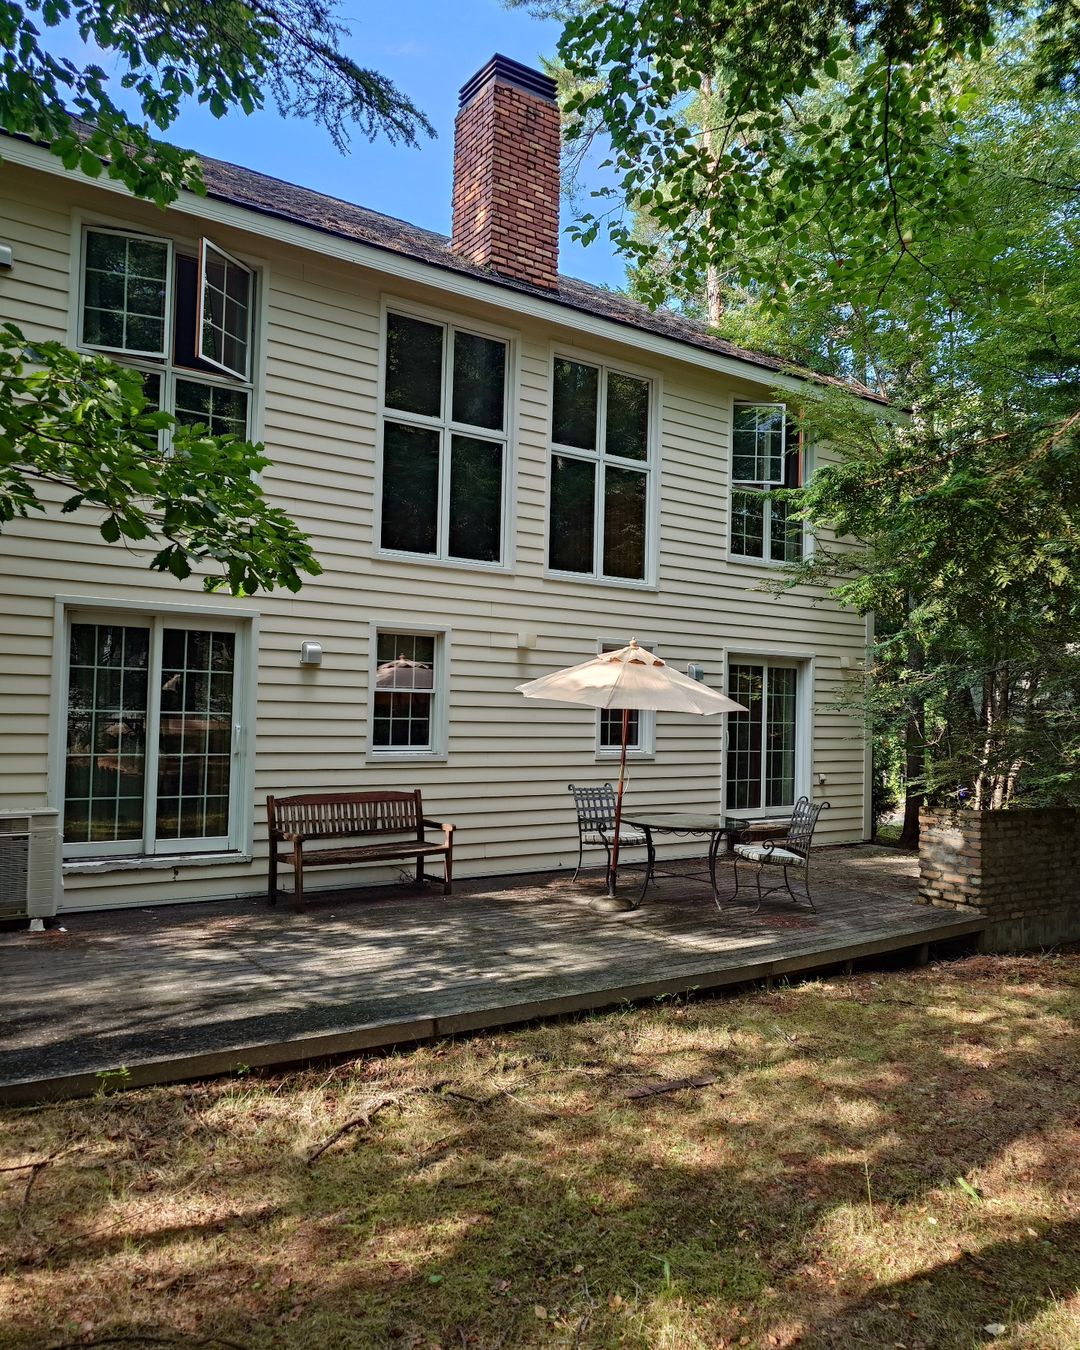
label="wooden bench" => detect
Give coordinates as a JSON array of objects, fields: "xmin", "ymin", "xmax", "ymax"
[{"xmin": 266, "ymin": 790, "xmax": 454, "ymax": 909}]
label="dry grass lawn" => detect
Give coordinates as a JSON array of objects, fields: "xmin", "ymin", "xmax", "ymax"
[{"xmin": 2, "ymin": 952, "xmax": 1079, "ymax": 1349}]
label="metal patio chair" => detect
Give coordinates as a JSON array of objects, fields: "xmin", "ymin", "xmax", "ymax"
[
  {"xmin": 727, "ymin": 796, "xmax": 830, "ymax": 912},
  {"xmin": 568, "ymin": 782, "xmax": 655, "ymax": 885}
]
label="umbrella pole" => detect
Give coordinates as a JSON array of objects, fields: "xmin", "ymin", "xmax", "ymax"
[{"xmin": 608, "ymin": 707, "xmax": 630, "ymax": 897}]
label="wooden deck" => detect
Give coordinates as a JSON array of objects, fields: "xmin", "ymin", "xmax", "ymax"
[{"xmin": 0, "ymin": 846, "xmax": 984, "ymax": 1103}]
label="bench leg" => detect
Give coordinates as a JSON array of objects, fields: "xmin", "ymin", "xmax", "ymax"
[
  {"xmin": 268, "ymin": 844, "xmax": 277, "ymax": 906},
  {"xmin": 292, "ymin": 841, "xmax": 304, "ymax": 911},
  {"xmin": 416, "ymin": 854, "xmax": 425, "ymax": 887},
  {"xmin": 444, "ymin": 846, "xmax": 452, "ymax": 896}
]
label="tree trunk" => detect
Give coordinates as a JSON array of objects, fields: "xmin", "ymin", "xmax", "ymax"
[
  {"xmin": 700, "ymin": 75, "xmax": 724, "ymax": 326},
  {"xmin": 898, "ymin": 713, "xmax": 924, "ymax": 849},
  {"xmin": 898, "ymin": 626, "xmax": 925, "ymax": 850}
]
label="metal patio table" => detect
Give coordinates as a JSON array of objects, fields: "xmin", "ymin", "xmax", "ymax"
[{"xmin": 619, "ymin": 812, "xmax": 730, "ymax": 906}]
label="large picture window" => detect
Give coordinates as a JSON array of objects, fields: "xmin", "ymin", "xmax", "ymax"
[
  {"xmin": 379, "ymin": 310, "xmax": 509, "ymax": 566},
  {"xmin": 725, "ymin": 661, "xmax": 801, "ymax": 811},
  {"xmin": 548, "ymin": 356, "xmax": 654, "ymax": 583},
  {"xmin": 62, "ymin": 614, "xmax": 248, "ymax": 858},
  {"xmin": 78, "ymin": 225, "xmax": 255, "ymax": 441},
  {"xmin": 730, "ymin": 402, "xmax": 804, "ymax": 563}
]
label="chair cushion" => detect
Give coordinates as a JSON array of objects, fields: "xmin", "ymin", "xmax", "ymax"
[
  {"xmin": 734, "ymin": 844, "xmax": 804, "ymax": 865},
  {"xmin": 583, "ymin": 829, "xmax": 648, "ymax": 847}
]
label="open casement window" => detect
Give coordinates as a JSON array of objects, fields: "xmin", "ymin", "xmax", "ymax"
[
  {"xmin": 371, "ymin": 631, "xmax": 446, "ymax": 755},
  {"xmin": 730, "ymin": 402, "xmax": 805, "ymax": 563},
  {"xmin": 596, "ymin": 639, "xmax": 655, "ymax": 755},
  {"xmin": 548, "ymin": 357, "xmax": 654, "ymax": 583},
  {"xmin": 62, "ymin": 615, "xmax": 249, "ymax": 858},
  {"xmin": 78, "ymin": 226, "xmax": 255, "ymax": 442},
  {"xmin": 725, "ymin": 661, "xmax": 801, "ymax": 812},
  {"xmin": 379, "ymin": 311, "xmax": 509, "ymax": 566},
  {"xmin": 196, "ymin": 239, "xmax": 253, "ymax": 380}
]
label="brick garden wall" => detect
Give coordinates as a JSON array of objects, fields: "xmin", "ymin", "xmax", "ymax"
[{"xmin": 919, "ymin": 807, "xmax": 1080, "ymax": 949}]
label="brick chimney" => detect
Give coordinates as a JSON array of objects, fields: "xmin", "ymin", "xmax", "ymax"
[{"xmin": 451, "ymin": 54, "xmax": 561, "ymax": 291}]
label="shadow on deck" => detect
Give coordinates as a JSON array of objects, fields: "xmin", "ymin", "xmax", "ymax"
[{"xmin": 0, "ymin": 846, "xmax": 983, "ymax": 1102}]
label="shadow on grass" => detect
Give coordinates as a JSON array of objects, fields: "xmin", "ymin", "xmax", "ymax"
[{"xmin": 2, "ymin": 956, "xmax": 1078, "ymax": 1349}]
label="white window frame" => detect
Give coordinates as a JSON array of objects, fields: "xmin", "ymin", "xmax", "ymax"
[
  {"xmin": 728, "ymin": 398, "xmax": 806, "ymax": 567},
  {"xmin": 78, "ymin": 224, "xmax": 175, "ymax": 360},
  {"xmin": 722, "ymin": 652, "xmax": 814, "ymax": 818},
  {"xmin": 366, "ymin": 622, "xmax": 451, "ymax": 762},
  {"xmin": 595, "ymin": 637, "xmax": 656, "ymax": 760},
  {"xmin": 196, "ymin": 238, "xmax": 255, "ymax": 381},
  {"xmin": 546, "ymin": 345, "xmax": 660, "ymax": 588},
  {"xmin": 49, "ymin": 597, "xmax": 258, "ymax": 864},
  {"xmin": 72, "ymin": 219, "xmax": 261, "ymax": 447},
  {"xmin": 375, "ymin": 300, "xmax": 514, "ymax": 571}
]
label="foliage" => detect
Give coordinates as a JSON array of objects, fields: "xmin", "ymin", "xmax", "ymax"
[
  {"xmin": 0, "ymin": 324, "xmax": 320, "ymax": 594},
  {"xmin": 781, "ymin": 381, "xmax": 1080, "ymax": 810},
  {"xmin": 557, "ymin": 0, "xmax": 1079, "ymax": 330},
  {"xmin": 0, "ymin": 0, "xmax": 433, "ymax": 208}
]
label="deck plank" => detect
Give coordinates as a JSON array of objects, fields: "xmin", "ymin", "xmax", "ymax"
[{"xmin": 0, "ymin": 847, "xmax": 982, "ymax": 1101}]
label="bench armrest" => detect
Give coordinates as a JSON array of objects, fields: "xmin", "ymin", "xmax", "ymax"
[{"xmin": 423, "ymin": 818, "xmax": 455, "ymax": 836}]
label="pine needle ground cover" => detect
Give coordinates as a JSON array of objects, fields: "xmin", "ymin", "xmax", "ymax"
[{"xmin": 2, "ymin": 954, "xmax": 1078, "ymax": 1349}]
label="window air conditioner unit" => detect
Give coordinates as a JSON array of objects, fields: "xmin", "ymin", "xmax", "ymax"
[{"xmin": 0, "ymin": 808, "xmax": 62, "ymax": 929}]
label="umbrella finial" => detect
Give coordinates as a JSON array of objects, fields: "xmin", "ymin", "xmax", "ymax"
[{"xmin": 628, "ymin": 636, "xmax": 638, "ymax": 647}]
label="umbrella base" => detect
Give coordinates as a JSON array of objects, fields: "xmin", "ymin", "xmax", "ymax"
[{"xmin": 589, "ymin": 892, "xmax": 639, "ymax": 914}]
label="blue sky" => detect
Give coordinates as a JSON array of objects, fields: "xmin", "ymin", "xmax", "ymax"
[{"xmin": 49, "ymin": 0, "xmax": 626, "ymax": 289}]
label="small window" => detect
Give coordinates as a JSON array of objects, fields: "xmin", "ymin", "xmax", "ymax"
[
  {"xmin": 81, "ymin": 228, "xmax": 170, "ymax": 357},
  {"xmin": 371, "ymin": 631, "xmax": 445, "ymax": 755},
  {"xmin": 730, "ymin": 402, "xmax": 804, "ymax": 563},
  {"xmin": 379, "ymin": 311, "xmax": 509, "ymax": 566},
  {"xmin": 549, "ymin": 357, "xmax": 654, "ymax": 583},
  {"xmin": 596, "ymin": 640, "xmax": 655, "ymax": 756},
  {"xmin": 725, "ymin": 661, "xmax": 801, "ymax": 811},
  {"xmin": 197, "ymin": 240, "xmax": 253, "ymax": 380},
  {"xmin": 62, "ymin": 615, "xmax": 248, "ymax": 858}
]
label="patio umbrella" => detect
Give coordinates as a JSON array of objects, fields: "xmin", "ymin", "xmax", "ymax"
[{"xmin": 517, "ymin": 639, "xmax": 746, "ymax": 901}]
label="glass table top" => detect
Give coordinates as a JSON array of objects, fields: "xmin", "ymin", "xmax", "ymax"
[{"xmin": 619, "ymin": 812, "xmax": 727, "ymax": 832}]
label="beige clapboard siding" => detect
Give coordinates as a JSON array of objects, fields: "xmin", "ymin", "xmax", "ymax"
[{"xmin": 0, "ymin": 166, "xmax": 871, "ymax": 911}]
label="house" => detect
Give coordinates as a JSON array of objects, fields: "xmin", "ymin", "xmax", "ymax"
[{"xmin": 0, "ymin": 55, "xmax": 880, "ymax": 915}]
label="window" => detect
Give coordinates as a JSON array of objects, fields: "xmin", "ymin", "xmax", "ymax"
[
  {"xmin": 725, "ymin": 662, "xmax": 801, "ymax": 811},
  {"xmin": 379, "ymin": 311, "xmax": 509, "ymax": 565},
  {"xmin": 62, "ymin": 614, "xmax": 249, "ymax": 858},
  {"xmin": 730, "ymin": 402, "xmax": 804, "ymax": 563},
  {"xmin": 548, "ymin": 356, "xmax": 654, "ymax": 583},
  {"xmin": 596, "ymin": 639, "xmax": 655, "ymax": 756},
  {"xmin": 78, "ymin": 226, "xmax": 255, "ymax": 440},
  {"xmin": 371, "ymin": 630, "xmax": 446, "ymax": 755}
]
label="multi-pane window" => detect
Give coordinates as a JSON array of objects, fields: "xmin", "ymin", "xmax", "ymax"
[
  {"xmin": 725, "ymin": 662, "xmax": 800, "ymax": 811},
  {"xmin": 548, "ymin": 357, "xmax": 653, "ymax": 582},
  {"xmin": 379, "ymin": 311, "xmax": 508, "ymax": 565},
  {"xmin": 78, "ymin": 226, "xmax": 255, "ymax": 441},
  {"xmin": 597, "ymin": 640, "xmax": 655, "ymax": 754},
  {"xmin": 730, "ymin": 403, "xmax": 804, "ymax": 563},
  {"xmin": 372, "ymin": 632, "xmax": 441, "ymax": 753},
  {"xmin": 63, "ymin": 617, "xmax": 244, "ymax": 857}
]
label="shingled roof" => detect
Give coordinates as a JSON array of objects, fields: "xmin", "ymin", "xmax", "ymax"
[{"xmin": 132, "ymin": 145, "xmax": 887, "ymax": 405}]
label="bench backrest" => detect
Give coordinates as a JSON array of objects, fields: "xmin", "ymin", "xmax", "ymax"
[{"xmin": 267, "ymin": 790, "xmax": 424, "ymax": 841}]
